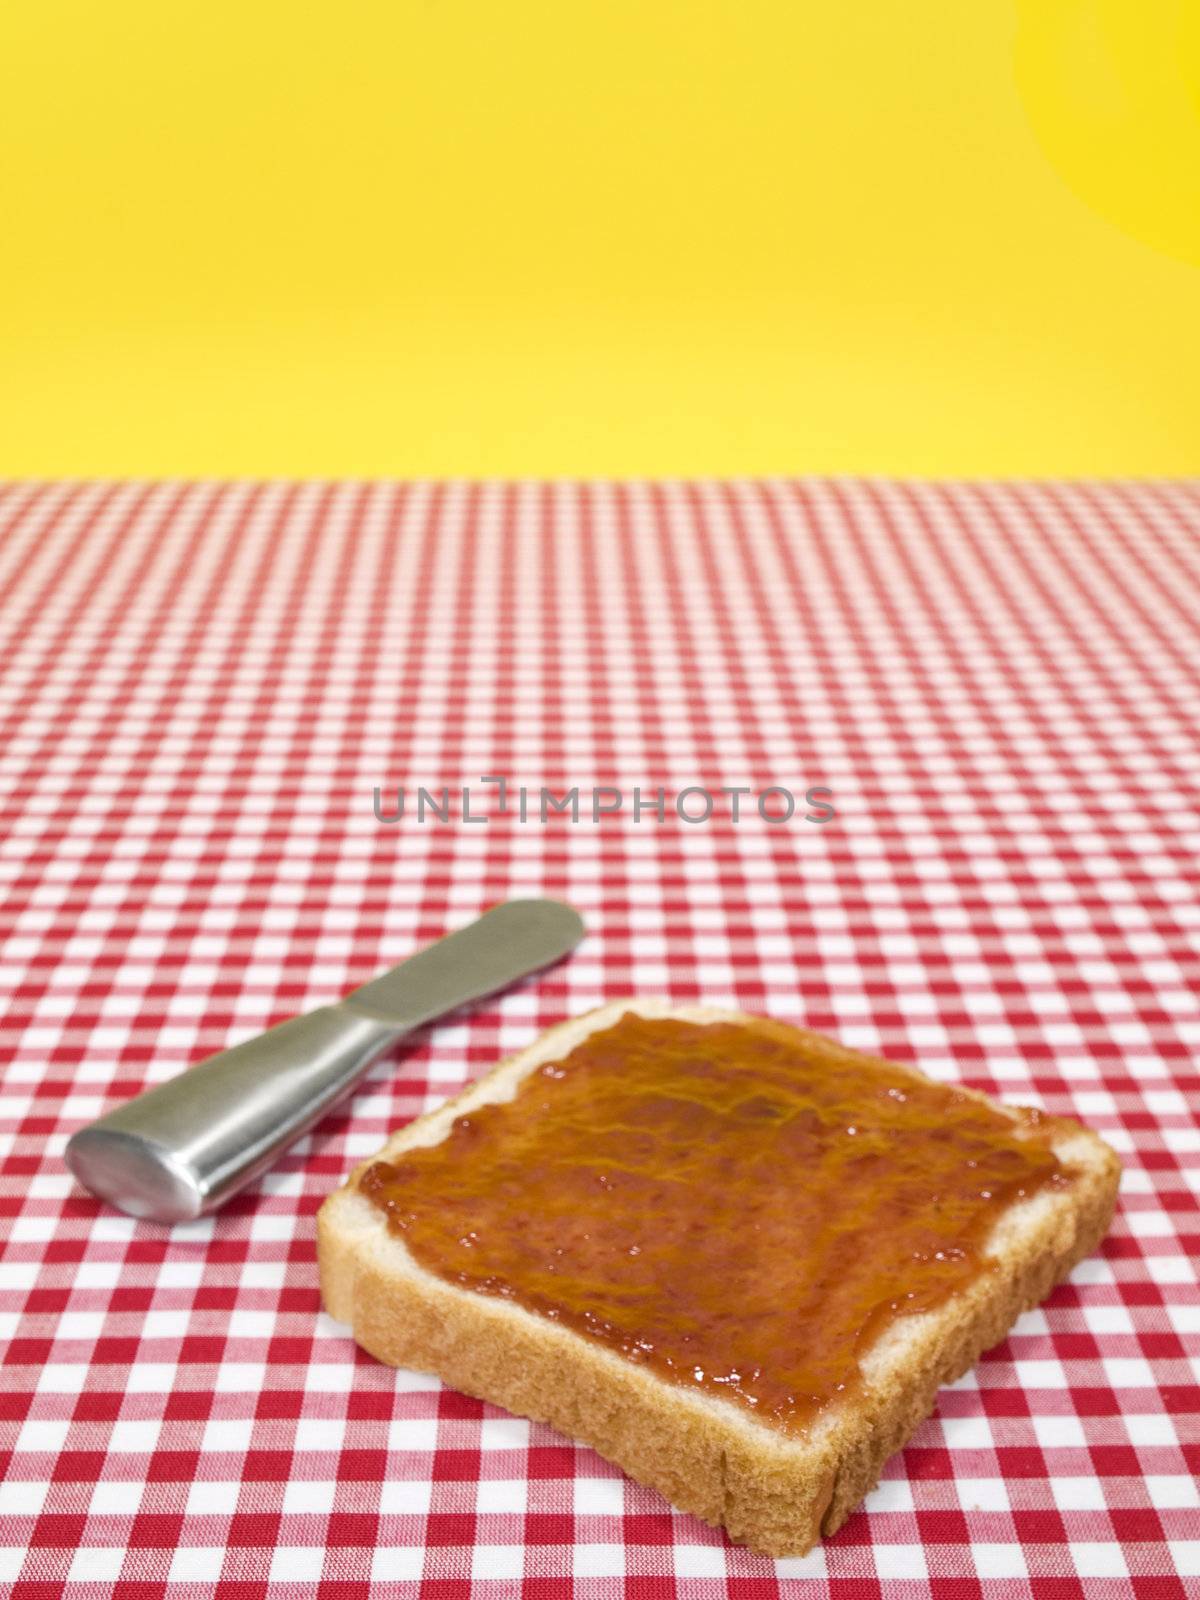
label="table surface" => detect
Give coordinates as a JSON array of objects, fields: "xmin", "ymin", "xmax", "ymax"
[{"xmin": 0, "ymin": 479, "xmax": 1197, "ymax": 1597}]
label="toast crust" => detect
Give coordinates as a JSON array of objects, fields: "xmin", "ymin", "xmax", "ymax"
[{"xmin": 318, "ymin": 1002, "xmax": 1121, "ymax": 1556}]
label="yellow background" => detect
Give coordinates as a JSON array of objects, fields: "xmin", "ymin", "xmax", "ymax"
[{"xmin": 1, "ymin": 1, "xmax": 1197, "ymax": 477}]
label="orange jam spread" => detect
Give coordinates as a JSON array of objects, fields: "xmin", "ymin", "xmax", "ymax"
[{"xmin": 360, "ymin": 1012, "xmax": 1069, "ymax": 1431}]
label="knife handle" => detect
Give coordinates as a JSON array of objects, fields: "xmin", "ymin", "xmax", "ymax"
[{"xmin": 65, "ymin": 1005, "xmax": 397, "ymax": 1224}]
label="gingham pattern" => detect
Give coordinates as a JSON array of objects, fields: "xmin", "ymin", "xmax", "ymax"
[{"xmin": 0, "ymin": 480, "xmax": 1197, "ymax": 1598}]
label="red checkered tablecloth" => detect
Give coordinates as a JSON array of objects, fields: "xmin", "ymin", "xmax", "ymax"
[{"xmin": 1, "ymin": 480, "xmax": 1197, "ymax": 1597}]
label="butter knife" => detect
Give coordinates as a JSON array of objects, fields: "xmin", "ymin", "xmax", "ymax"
[{"xmin": 65, "ymin": 899, "xmax": 585, "ymax": 1225}]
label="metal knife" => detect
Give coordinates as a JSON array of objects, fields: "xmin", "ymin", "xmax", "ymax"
[{"xmin": 64, "ymin": 899, "xmax": 585, "ymax": 1225}]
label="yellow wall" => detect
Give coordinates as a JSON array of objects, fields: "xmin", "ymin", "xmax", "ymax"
[{"xmin": 0, "ymin": 2, "xmax": 1196, "ymax": 477}]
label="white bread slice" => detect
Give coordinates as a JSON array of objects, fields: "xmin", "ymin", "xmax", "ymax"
[{"xmin": 318, "ymin": 1001, "xmax": 1121, "ymax": 1556}]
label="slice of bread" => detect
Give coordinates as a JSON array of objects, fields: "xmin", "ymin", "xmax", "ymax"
[{"xmin": 318, "ymin": 1001, "xmax": 1121, "ymax": 1556}]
